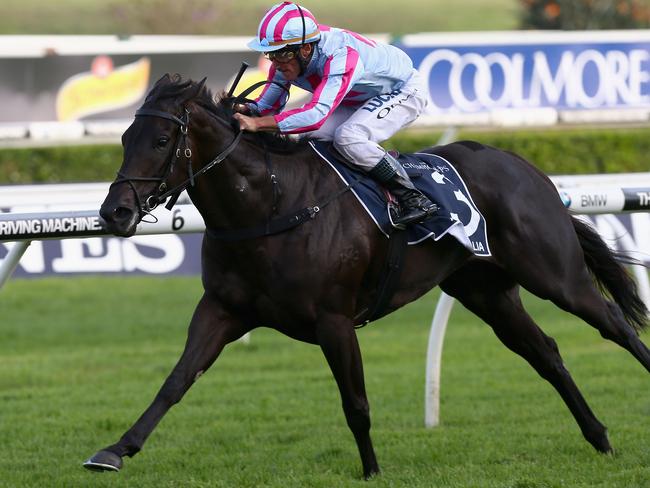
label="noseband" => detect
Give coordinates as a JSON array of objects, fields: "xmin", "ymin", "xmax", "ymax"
[{"xmin": 112, "ymin": 107, "xmax": 242, "ymax": 219}]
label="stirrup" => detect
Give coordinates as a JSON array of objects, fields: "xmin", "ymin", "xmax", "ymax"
[
  {"xmin": 388, "ymin": 202, "xmax": 406, "ymax": 230},
  {"xmin": 391, "ymin": 202, "xmax": 437, "ymax": 228}
]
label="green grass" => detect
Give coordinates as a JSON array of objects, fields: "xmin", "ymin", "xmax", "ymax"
[
  {"xmin": 1, "ymin": 0, "xmax": 520, "ymax": 35},
  {"xmin": 1, "ymin": 276, "xmax": 650, "ymax": 487}
]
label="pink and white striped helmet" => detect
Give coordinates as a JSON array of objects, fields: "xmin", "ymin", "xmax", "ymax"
[{"xmin": 248, "ymin": 2, "xmax": 320, "ymax": 52}]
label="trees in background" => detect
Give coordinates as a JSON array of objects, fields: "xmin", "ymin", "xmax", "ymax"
[
  {"xmin": 109, "ymin": 0, "xmax": 234, "ymax": 35},
  {"xmin": 520, "ymin": 0, "xmax": 650, "ymax": 29}
]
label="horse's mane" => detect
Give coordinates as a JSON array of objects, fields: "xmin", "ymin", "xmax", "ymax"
[
  {"xmin": 145, "ymin": 73, "xmax": 308, "ymax": 154},
  {"xmin": 213, "ymin": 91, "xmax": 309, "ymax": 154}
]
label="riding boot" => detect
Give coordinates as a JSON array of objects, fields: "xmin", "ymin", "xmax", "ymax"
[{"xmin": 369, "ymin": 153, "xmax": 438, "ymax": 227}]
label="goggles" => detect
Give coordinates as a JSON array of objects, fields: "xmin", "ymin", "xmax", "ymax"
[{"xmin": 264, "ymin": 48, "xmax": 299, "ymax": 63}]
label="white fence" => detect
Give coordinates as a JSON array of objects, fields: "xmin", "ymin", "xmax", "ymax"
[
  {"xmin": 0, "ymin": 203, "xmax": 202, "ymax": 288},
  {"xmin": 0, "ymin": 184, "xmax": 198, "ymax": 280}
]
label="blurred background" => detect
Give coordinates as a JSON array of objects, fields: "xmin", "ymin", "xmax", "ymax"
[
  {"xmin": 3, "ymin": 0, "xmax": 650, "ymax": 35},
  {"xmin": 2, "ymin": 0, "xmax": 519, "ymax": 35}
]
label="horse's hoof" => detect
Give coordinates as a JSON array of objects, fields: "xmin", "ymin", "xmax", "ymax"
[
  {"xmin": 363, "ymin": 467, "xmax": 381, "ymax": 480},
  {"xmin": 83, "ymin": 450, "xmax": 123, "ymax": 472}
]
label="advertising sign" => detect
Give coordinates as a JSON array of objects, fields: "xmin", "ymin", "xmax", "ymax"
[
  {"xmin": 0, "ymin": 37, "xmax": 260, "ymax": 124},
  {"xmin": 3, "ymin": 234, "xmax": 202, "ymax": 277},
  {"xmin": 2, "ymin": 213, "xmax": 649, "ymax": 278},
  {"xmin": 4, "ymin": 32, "xmax": 647, "ymax": 129},
  {"xmin": 0, "ymin": 197, "xmax": 205, "ymax": 277},
  {"xmin": 396, "ymin": 31, "xmax": 650, "ymax": 124}
]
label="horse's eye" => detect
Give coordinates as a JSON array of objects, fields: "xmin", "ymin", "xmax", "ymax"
[{"xmin": 156, "ymin": 136, "xmax": 170, "ymax": 149}]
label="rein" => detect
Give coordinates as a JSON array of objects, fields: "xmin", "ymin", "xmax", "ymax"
[
  {"xmin": 113, "ymin": 78, "xmax": 288, "ymax": 219},
  {"xmin": 112, "ymin": 107, "xmax": 242, "ymax": 219},
  {"xmin": 138, "ymin": 109, "xmax": 242, "ymax": 209},
  {"xmin": 203, "ymin": 79, "xmax": 362, "ymax": 239},
  {"xmin": 114, "ymin": 74, "xmax": 401, "ymax": 327},
  {"xmin": 206, "ymin": 175, "xmax": 358, "ymax": 241},
  {"xmin": 115, "ymin": 83, "xmax": 359, "ymax": 240}
]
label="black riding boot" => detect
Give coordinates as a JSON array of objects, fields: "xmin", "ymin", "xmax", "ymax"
[
  {"xmin": 369, "ymin": 153, "xmax": 438, "ymax": 227},
  {"xmin": 387, "ymin": 185, "xmax": 438, "ymax": 227}
]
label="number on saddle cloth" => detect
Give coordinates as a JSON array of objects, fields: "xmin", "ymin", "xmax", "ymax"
[{"xmin": 309, "ymin": 140, "xmax": 491, "ymax": 255}]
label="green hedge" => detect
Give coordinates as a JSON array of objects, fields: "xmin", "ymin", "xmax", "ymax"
[
  {"xmin": 387, "ymin": 126, "xmax": 650, "ymax": 175},
  {"xmin": 0, "ymin": 144, "xmax": 123, "ymax": 184},
  {"xmin": 1, "ymin": 126, "xmax": 649, "ymax": 184}
]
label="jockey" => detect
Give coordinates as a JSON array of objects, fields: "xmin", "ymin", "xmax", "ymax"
[{"xmin": 233, "ymin": 1, "xmax": 437, "ymax": 227}]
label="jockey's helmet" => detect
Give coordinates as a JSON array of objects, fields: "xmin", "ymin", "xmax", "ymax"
[{"xmin": 248, "ymin": 2, "xmax": 320, "ymax": 52}]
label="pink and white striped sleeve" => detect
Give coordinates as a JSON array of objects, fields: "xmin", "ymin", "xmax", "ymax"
[
  {"xmin": 250, "ymin": 66, "xmax": 290, "ymax": 116},
  {"xmin": 274, "ymin": 47, "xmax": 364, "ymax": 134}
]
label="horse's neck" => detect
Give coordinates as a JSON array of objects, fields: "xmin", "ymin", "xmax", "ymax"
[{"xmin": 189, "ymin": 127, "xmax": 317, "ymax": 230}]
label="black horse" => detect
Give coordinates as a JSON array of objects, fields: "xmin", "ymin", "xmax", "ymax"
[{"xmin": 86, "ymin": 74, "xmax": 649, "ymax": 479}]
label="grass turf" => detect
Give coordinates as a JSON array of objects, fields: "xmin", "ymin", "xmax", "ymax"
[{"xmin": 1, "ymin": 276, "xmax": 650, "ymax": 487}]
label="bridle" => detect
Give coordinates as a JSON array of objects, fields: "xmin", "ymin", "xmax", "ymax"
[
  {"xmin": 110, "ymin": 77, "xmax": 357, "ymax": 243},
  {"xmin": 112, "ymin": 106, "xmax": 242, "ymax": 220},
  {"xmin": 107, "ymin": 71, "xmax": 395, "ymax": 327},
  {"xmin": 111, "ymin": 76, "xmax": 289, "ymax": 220}
]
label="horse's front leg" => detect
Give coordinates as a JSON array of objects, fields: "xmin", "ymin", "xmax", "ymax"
[
  {"xmin": 83, "ymin": 293, "xmax": 247, "ymax": 472},
  {"xmin": 316, "ymin": 313, "xmax": 380, "ymax": 479}
]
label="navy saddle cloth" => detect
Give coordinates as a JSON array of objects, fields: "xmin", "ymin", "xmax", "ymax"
[{"xmin": 309, "ymin": 141, "xmax": 491, "ymax": 256}]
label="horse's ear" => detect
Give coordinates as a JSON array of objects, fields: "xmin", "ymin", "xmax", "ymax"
[
  {"xmin": 144, "ymin": 74, "xmax": 172, "ymax": 103},
  {"xmin": 150, "ymin": 73, "xmax": 172, "ymax": 92},
  {"xmin": 154, "ymin": 73, "xmax": 171, "ymax": 86},
  {"xmin": 181, "ymin": 77, "xmax": 208, "ymax": 105},
  {"xmin": 193, "ymin": 77, "xmax": 208, "ymax": 97}
]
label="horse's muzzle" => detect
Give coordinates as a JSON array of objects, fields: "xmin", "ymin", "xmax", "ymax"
[{"xmin": 99, "ymin": 202, "xmax": 140, "ymax": 237}]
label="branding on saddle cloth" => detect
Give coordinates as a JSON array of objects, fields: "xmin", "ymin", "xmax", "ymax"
[{"xmin": 309, "ymin": 141, "xmax": 491, "ymax": 257}]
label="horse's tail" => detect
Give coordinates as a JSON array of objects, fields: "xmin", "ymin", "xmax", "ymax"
[{"xmin": 572, "ymin": 216, "xmax": 648, "ymax": 332}]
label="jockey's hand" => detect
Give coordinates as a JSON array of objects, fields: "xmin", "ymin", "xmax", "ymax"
[
  {"xmin": 233, "ymin": 113, "xmax": 279, "ymax": 133},
  {"xmin": 233, "ymin": 103, "xmax": 251, "ymax": 115},
  {"xmin": 233, "ymin": 113, "xmax": 259, "ymax": 132}
]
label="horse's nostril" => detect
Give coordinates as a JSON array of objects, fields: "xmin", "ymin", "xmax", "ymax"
[
  {"xmin": 99, "ymin": 203, "xmax": 138, "ymax": 236},
  {"xmin": 100, "ymin": 205, "xmax": 135, "ymax": 224},
  {"xmin": 113, "ymin": 206, "xmax": 135, "ymax": 221}
]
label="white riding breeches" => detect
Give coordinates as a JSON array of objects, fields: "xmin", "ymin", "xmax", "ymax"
[{"xmin": 306, "ymin": 69, "xmax": 427, "ymax": 171}]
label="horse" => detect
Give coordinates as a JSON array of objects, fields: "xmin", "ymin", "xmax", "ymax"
[{"xmin": 86, "ymin": 73, "xmax": 650, "ymax": 479}]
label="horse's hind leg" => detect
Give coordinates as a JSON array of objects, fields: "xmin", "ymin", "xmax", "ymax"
[
  {"xmin": 84, "ymin": 293, "xmax": 247, "ymax": 472},
  {"xmin": 497, "ymin": 223, "xmax": 650, "ymax": 373},
  {"xmin": 315, "ymin": 313, "xmax": 379, "ymax": 479},
  {"xmin": 441, "ymin": 261, "xmax": 612, "ymax": 453},
  {"xmin": 550, "ymin": 282, "xmax": 650, "ymax": 373}
]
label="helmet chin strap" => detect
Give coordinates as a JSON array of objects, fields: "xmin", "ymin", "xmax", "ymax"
[
  {"xmin": 295, "ymin": 3, "xmax": 310, "ymax": 76},
  {"xmin": 297, "ymin": 45, "xmax": 312, "ymax": 76}
]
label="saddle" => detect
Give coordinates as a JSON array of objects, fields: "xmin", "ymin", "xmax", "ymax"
[{"xmin": 309, "ymin": 141, "xmax": 491, "ymax": 256}]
